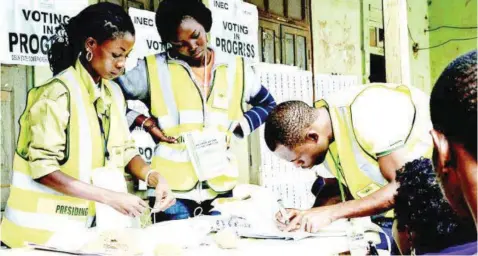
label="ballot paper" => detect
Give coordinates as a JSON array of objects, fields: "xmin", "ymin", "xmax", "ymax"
[
  {"xmin": 184, "ymin": 129, "xmax": 237, "ymax": 181},
  {"xmin": 91, "ymin": 167, "xmax": 140, "ymax": 229}
]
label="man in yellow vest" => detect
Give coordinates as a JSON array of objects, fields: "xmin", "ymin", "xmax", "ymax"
[{"xmin": 264, "ymin": 83, "xmax": 433, "ymax": 235}]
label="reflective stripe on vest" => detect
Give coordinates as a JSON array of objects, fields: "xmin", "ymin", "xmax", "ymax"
[
  {"xmin": 63, "ymin": 70, "xmax": 93, "ymax": 184},
  {"xmin": 1, "ymin": 67, "xmax": 129, "ymax": 248},
  {"xmin": 4, "ymin": 206, "xmax": 87, "ymax": 232},
  {"xmin": 146, "ymin": 54, "xmax": 244, "ymax": 192}
]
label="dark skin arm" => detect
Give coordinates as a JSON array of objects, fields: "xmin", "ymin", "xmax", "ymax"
[
  {"xmin": 277, "ymin": 148, "xmax": 408, "ymax": 233},
  {"xmin": 133, "ymin": 114, "xmax": 177, "ymax": 144},
  {"xmin": 126, "ymin": 155, "xmax": 176, "ymax": 211},
  {"xmin": 38, "ymin": 155, "xmax": 176, "ymax": 217},
  {"xmin": 38, "ymin": 171, "xmax": 148, "ymax": 217}
]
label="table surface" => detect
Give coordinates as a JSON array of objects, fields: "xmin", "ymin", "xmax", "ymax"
[{"xmin": 1, "ymin": 236, "xmax": 391, "ymax": 256}]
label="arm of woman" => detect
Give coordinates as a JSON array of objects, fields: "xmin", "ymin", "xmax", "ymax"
[
  {"xmin": 29, "ymin": 90, "xmax": 146, "ymax": 217},
  {"xmin": 233, "ymin": 64, "xmax": 277, "ymax": 138},
  {"xmin": 125, "ymin": 155, "xmax": 176, "ymax": 212},
  {"xmin": 116, "ymin": 58, "xmax": 177, "ymax": 143}
]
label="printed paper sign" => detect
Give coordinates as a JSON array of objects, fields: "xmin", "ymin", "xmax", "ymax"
[
  {"xmin": 0, "ymin": 0, "xmax": 87, "ymax": 65},
  {"xmin": 209, "ymin": 0, "xmax": 259, "ymax": 62}
]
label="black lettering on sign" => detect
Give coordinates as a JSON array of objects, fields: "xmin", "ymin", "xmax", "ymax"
[
  {"xmin": 9, "ymin": 33, "xmax": 18, "ymax": 52},
  {"xmin": 215, "ymin": 37, "xmax": 256, "ymax": 59},
  {"xmin": 8, "ymin": 33, "xmax": 51, "ymax": 54},
  {"xmin": 146, "ymin": 40, "xmax": 165, "ymax": 51},
  {"xmin": 20, "ymin": 34, "xmax": 28, "ymax": 53},
  {"xmin": 44, "ymin": 25, "xmax": 54, "ymax": 35},
  {"xmin": 214, "ymin": 0, "xmax": 228, "ymax": 10},
  {"xmin": 134, "ymin": 16, "xmax": 154, "ymax": 27},
  {"xmin": 222, "ymin": 21, "xmax": 249, "ymax": 35},
  {"xmin": 22, "ymin": 9, "xmax": 70, "ymax": 24}
]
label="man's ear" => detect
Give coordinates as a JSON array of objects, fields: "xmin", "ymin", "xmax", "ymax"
[
  {"xmin": 306, "ymin": 130, "xmax": 319, "ymax": 143},
  {"xmin": 431, "ymin": 129, "xmax": 452, "ymax": 174}
]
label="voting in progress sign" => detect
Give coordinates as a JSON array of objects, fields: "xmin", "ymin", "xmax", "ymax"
[
  {"xmin": 209, "ymin": 0, "xmax": 259, "ymax": 62},
  {"xmin": 0, "ymin": 0, "xmax": 87, "ymax": 66}
]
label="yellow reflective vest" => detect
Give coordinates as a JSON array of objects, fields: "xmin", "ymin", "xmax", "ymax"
[
  {"xmin": 314, "ymin": 83, "xmax": 433, "ymax": 218},
  {"xmin": 145, "ymin": 54, "xmax": 244, "ymax": 193},
  {"xmin": 1, "ymin": 64, "xmax": 131, "ymax": 248}
]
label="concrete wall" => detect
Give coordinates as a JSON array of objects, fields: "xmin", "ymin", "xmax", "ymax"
[
  {"xmin": 0, "ymin": 66, "xmax": 31, "ymax": 211},
  {"xmin": 311, "ymin": 0, "xmax": 444, "ymax": 94},
  {"xmin": 311, "ymin": 0, "xmax": 363, "ymax": 77},
  {"xmin": 428, "ymin": 0, "xmax": 477, "ymax": 86}
]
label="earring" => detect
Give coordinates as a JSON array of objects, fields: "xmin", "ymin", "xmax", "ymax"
[
  {"xmin": 410, "ymin": 247, "xmax": 416, "ymax": 256},
  {"xmin": 86, "ymin": 49, "xmax": 93, "ymax": 62}
]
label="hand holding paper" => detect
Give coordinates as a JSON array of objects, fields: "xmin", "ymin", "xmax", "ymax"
[{"xmin": 153, "ymin": 174, "xmax": 176, "ymax": 213}]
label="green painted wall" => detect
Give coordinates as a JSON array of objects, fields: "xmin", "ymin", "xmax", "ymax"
[
  {"xmin": 428, "ymin": 0, "xmax": 477, "ymax": 86},
  {"xmin": 407, "ymin": 0, "xmax": 432, "ymax": 93}
]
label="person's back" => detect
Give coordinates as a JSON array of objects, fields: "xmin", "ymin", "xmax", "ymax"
[
  {"xmin": 313, "ymin": 83, "xmax": 432, "ymax": 203},
  {"xmin": 265, "ymin": 83, "xmax": 434, "ymax": 239},
  {"xmin": 430, "ymin": 50, "xmax": 477, "ymax": 226}
]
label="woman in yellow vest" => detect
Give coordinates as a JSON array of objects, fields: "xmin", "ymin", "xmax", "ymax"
[
  {"xmin": 117, "ymin": 0, "xmax": 276, "ymax": 221},
  {"xmin": 264, "ymin": 84, "xmax": 432, "ymax": 237},
  {"xmin": 0, "ymin": 3, "xmax": 175, "ymax": 248}
]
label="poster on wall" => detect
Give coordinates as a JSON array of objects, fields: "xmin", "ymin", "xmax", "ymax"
[
  {"xmin": 0, "ymin": 0, "xmax": 88, "ymax": 66},
  {"xmin": 125, "ymin": 7, "xmax": 164, "ymax": 71},
  {"xmin": 209, "ymin": 0, "xmax": 259, "ymax": 62}
]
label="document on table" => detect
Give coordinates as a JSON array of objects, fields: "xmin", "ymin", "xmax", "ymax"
[{"xmin": 236, "ymin": 219, "xmax": 349, "ymax": 241}]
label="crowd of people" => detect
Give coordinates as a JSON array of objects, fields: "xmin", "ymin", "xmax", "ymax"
[{"xmin": 0, "ymin": 0, "xmax": 476, "ymax": 254}]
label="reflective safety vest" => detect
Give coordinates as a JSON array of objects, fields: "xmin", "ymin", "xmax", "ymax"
[
  {"xmin": 1, "ymin": 66, "xmax": 131, "ymax": 248},
  {"xmin": 146, "ymin": 54, "xmax": 244, "ymax": 193},
  {"xmin": 314, "ymin": 83, "xmax": 433, "ymax": 218}
]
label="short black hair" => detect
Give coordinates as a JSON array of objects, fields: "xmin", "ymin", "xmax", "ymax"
[
  {"xmin": 264, "ymin": 101, "xmax": 318, "ymax": 151},
  {"xmin": 430, "ymin": 50, "xmax": 477, "ymax": 158},
  {"xmin": 155, "ymin": 0, "xmax": 212, "ymax": 43},
  {"xmin": 394, "ymin": 158, "xmax": 476, "ymax": 254}
]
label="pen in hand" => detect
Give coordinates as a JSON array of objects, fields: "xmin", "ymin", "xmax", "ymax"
[{"xmin": 277, "ymin": 199, "xmax": 290, "ymax": 225}]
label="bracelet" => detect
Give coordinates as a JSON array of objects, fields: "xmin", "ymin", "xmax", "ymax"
[
  {"xmin": 140, "ymin": 117, "xmax": 152, "ymax": 130},
  {"xmin": 145, "ymin": 169, "xmax": 155, "ymax": 187}
]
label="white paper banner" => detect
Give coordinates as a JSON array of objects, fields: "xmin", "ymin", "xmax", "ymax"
[
  {"xmin": 126, "ymin": 7, "xmax": 164, "ymax": 71},
  {"xmin": 0, "ymin": 0, "xmax": 87, "ymax": 65},
  {"xmin": 209, "ymin": 0, "xmax": 259, "ymax": 62}
]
